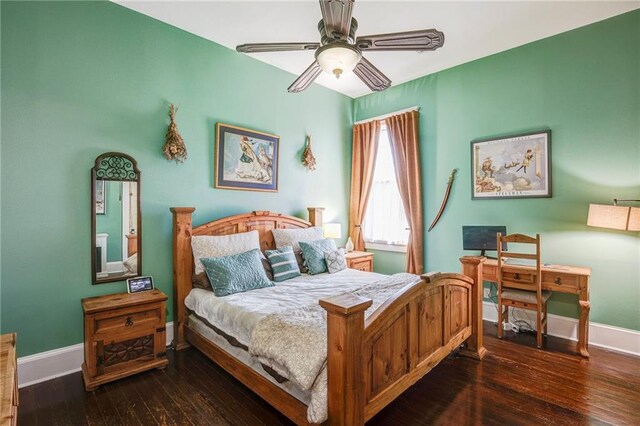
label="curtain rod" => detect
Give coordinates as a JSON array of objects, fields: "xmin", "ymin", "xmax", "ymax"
[{"xmin": 353, "ymin": 106, "xmax": 420, "ymax": 125}]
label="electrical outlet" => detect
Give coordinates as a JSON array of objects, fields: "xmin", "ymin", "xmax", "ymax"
[{"xmin": 483, "ymin": 288, "xmax": 491, "ymax": 299}]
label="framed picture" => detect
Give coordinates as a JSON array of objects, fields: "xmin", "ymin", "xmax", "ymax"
[
  {"xmin": 215, "ymin": 123, "xmax": 279, "ymax": 192},
  {"xmin": 126, "ymin": 276, "xmax": 154, "ymax": 293},
  {"xmin": 471, "ymin": 130, "xmax": 551, "ymax": 199},
  {"xmin": 95, "ymin": 180, "xmax": 106, "ymax": 214}
]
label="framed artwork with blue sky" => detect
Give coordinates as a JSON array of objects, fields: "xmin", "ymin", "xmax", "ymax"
[{"xmin": 215, "ymin": 123, "xmax": 279, "ymax": 192}]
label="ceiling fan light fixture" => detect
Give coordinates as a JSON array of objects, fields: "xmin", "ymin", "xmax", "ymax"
[{"xmin": 315, "ymin": 43, "xmax": 361, "ymax": 79}]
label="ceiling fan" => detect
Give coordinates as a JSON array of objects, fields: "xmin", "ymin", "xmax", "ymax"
[{"xmin": 236, "ymin": 0, "xmax": 444, "ymax": 93}]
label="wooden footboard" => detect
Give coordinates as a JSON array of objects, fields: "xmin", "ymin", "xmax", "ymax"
[{"xmin": 319, "ymin": 272, "xmax": 484, "ymax": 425}]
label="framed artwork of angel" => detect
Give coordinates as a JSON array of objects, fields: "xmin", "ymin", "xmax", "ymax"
[
  {"xmin": 215, "ymin": 123, "xmax": 279, "ymax": 192},
  {"xmin": 471, "ymin": 130, "xmax": 551, "ymax": 199}
]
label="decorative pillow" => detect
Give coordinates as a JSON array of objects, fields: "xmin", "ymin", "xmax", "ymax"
[
  {"xmin": 272, "ymin": 227, "xmax": 323, "ymax": 273},
  {"xmin": 299, "ymin": 238, "xmax": 338, "ymax": 275},
  {"xmin": 193, "ymin": 250, "xmax": 273, "ymax": 290},
  {"xmin": 324, "ymin": 249, "xmax": 347, "ymax": 274},
  {"xmin": 192, "ymin": 272, "xmax": 212, "ymax": 290},
  {"xmin": 272, "ymin": 227, "xmax": 323, "ymax": 252},
  {"xmin": 200, "ymin": 249, "xmax": 274, "ymax": 297},
  {"xmin": 191, "ymin": 230, "xmax": 260, "ymax": 275},
  {"xmin": 265, "ymin": 246, "xmax": 301, "ymax": 282},
  {"xmin": 295, "ymin": 251, "xmax": 309, "ymax": 274},
  {"xmin": 123, "ymin": 253, "xmax": 137, "ymax": 273},
  {"xmin": 260, "ymin": 251, "xmax": 274, "ymax": 280}
]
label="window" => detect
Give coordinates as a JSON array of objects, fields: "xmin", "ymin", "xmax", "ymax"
[{"xmin": 362, "ymin": 124, "xmax": 409, "ymax": 251}]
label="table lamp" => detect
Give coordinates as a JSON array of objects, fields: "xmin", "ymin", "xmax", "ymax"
[{"xmin": 323, "ymin": 223, "xmax": 342, "ymax": 239}]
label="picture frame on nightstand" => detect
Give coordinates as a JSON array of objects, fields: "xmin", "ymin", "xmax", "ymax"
[{"xmin": 126, "ymin": 276, "xmax": 154, "ymax": 293}]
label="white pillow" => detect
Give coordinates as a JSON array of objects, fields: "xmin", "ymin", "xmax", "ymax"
[
  {"xmin": 272, "ymin": 227, "xmax": 323, "ymax": 252},
  {"xmin": 123, "ymin": 253, "xmax": 138, "ymax": 273},
  {"xmin": 324, "ymin": 249, "xmax": 347, "ymax": 274},
  {"xmin": 191, "ymin": 230, "xmax": 260, "ymax": 275}
]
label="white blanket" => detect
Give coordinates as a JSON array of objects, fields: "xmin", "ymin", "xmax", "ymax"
[
  {"xmin": 184, "ymin": 268, "xmax": 385, "ymax": 347},
  {"xmin": 250, "ymin": 273, "xmax": 421, "ymax": 423}
]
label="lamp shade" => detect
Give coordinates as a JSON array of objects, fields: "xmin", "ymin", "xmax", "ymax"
[
  {"xmin": 587, "ymin": 204, "xmax": 630, "ymax": 230},
  {"xmin": 323, "ymin": 223, "xmax": 342, "ymax": 239},
  {"xmin": 315, "ymin": 43, "xmax": 361, "ymax": 79},
  {"xmin": 628, "ymin": 207, "xmax": 640, "ymax": 231}
]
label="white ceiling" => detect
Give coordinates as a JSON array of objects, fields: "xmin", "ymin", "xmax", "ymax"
[{"xmin": 116, "ymin": 1, "xmax": 639, "ymax": 98}]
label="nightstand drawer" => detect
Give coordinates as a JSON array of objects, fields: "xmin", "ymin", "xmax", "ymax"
[
  {"xmin": 345, "ymin": 251, "xmax": 374, "ymax": 272},
  {"xmin": 95, "ymin": 305, "xmax": 161, "ymax": 334},
  {"xmin": 348, "ymin": 258, "xmax": 373, "ymax": 272}
]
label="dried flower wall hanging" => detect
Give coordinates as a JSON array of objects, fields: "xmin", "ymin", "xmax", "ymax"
[
  {"xmin": 162, "ymin": 104, "xmax": 187, "ymax": 163},
  {"xmin": 301, "ymin": 134, "xmax": 316, "ymax": 171}
]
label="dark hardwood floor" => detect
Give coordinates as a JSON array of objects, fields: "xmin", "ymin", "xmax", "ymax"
[{"xmin": 18, "ymin": 322, "xmax": 640, "ymax": 425}]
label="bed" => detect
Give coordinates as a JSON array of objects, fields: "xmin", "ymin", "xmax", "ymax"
[{"xmin": 171, "ymin": 207, "xmax": 486, "ymax": 425}]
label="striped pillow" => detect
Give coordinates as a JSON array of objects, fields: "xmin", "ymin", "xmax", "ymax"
[{"xmin": 265, "ymin": 246, "xmax": 301, "ymax": 282}]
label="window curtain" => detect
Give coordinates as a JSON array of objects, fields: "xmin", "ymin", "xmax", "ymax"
[
  {"xmin": 349, "ymin": 120, "xmax": 381, "ymax": 251},
  {"xmin": 385, "ymin": 111, "xmax": 424, "ymax": 274}
]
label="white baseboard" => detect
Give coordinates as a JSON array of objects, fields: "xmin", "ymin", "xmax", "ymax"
[
  {"xmin": 17, "ymin": 321, "xmax": 174, "ymax": 388},
  {"xmin": 482, "ymin": 301, "xmax": 640, "ymax": 357}
]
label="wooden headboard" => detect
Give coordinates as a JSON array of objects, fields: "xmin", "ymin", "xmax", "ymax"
[{"xmin": 170, "ymin": 207, "xmax": 325, "ymax": 349}]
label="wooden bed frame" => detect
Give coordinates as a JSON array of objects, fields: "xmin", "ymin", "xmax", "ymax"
[{"xmin": 171, "ymin": 207, "xmax": 486, "ymax": 426}]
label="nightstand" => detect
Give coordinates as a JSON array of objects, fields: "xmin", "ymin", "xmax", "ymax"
[
  {"xmin": 345, "ymin": 251, "xmax": 374, "ymax": 272},
  {"xmin": 1, "ymin": 333, "xmax": 18, "ymax": 426},
  {"xmin": 81, "ymin": 289, "xmax": 168, "ymax": 391}
]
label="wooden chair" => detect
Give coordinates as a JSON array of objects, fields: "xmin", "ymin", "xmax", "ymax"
[{"xmin": 496, "ymin": 233, "xmax": 550, "ymax": 348}]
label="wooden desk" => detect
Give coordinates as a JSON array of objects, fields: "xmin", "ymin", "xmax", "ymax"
[{"xmin": 460, "ymin": 257, "xmax": 591, "ymax": 357}]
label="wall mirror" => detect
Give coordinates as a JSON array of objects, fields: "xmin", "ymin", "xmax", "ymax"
[{"xmin": 91, "ymin": 152, "xmax": 142, "ymax": 284}]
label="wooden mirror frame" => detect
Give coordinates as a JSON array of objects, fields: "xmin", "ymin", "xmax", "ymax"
[{"xmin": 91, "ymin": 152, "xmax": 142, "ymax": 284}]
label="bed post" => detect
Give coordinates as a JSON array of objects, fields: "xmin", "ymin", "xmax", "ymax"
[
  {"xmin": 459, "ymin": 256, "xmax": 487, "ymax": 360},
  {"xmin": 170, "ymin": 207, "xmax": 196, "ymax": 350},
  {"xmin": 307, "ymin": 207, "xmax": 324, "ymax": 227},
  {"xmin": 319, "ymin": 293, "xmax": 372, "ymax": 426}
]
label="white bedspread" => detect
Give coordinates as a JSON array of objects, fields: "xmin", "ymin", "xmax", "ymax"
[{"xmin": 184, "ymin": 268, "xmax": 386, "ymax": 347}]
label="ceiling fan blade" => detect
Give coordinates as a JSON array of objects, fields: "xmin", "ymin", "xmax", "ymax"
[
  {"xmin": 319, "ymin": 0, "xmax": 354, "ymax": 40},
  {"xmin": 288, "ymin": 61, "xmax": 323, "ymax": 93},
  {"xmin": 236, "ymin": 42, "xmax": 320, "ymax": 53},
  {"xmin": 353, "ymin": 57, "xmax": 391, "ymax": 92},
  {"xmin": 356, "ymin": 29, "xmax": 445, "ymax": 51}
]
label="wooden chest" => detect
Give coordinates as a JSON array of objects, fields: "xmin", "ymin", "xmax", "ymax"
[
  {"xmin": 0, "ymin": 333, "xmax": 18, "ymax": 426},
  {"xmin": 345, "ymin": 251, "xmax": 374, "ymax": 272},
  {"xmin": 81, "ymin": 290, "xmax": 168, "ymax": 391}
]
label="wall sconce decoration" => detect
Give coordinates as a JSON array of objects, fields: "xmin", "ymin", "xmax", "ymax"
[
  {"xmin": 162, "ymin": 104, "xmax": 188, "ymax": 163},
  {"xmin": 301, "ymin": 134, "xmax": 317, "ymax": 171},
  {"xmin": 587, "ymin": 199, "xmax": 640, "ymax": 231}
]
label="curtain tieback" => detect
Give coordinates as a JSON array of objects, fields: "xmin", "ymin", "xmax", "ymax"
[{"xmin": 354, "ymin": 224, "xmax": 362, "ymax": 228}]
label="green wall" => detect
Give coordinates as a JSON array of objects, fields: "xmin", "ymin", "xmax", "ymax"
[
  {"xmin": 355, "ymin": 11, "xmax": 640, "ymax": 331},
  {"xmin": 96, "ymin": 181, "xmax": 123, "ymax": 262},
  {"xmin": 1, "ymin": 1, "xmax": 353, "ymax": 356},
  {"xmin": 1, "ymin": 2, "xmax": 638, "ymax": 358}
]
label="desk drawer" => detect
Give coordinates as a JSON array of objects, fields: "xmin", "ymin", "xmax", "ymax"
[
  {"xmin": 95, "ymin": 305, "xmax": 161, "ymax": 334},
  {"xmin": 501, "ymin": 270, "xmax": 535, "ymax": 285},
  {"xmin": 542, "ymin": 271, "xmax": 579, "ymax": 292}
]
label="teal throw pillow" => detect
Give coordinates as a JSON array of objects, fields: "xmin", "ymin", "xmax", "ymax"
[
  {"xmin": 299, "ymin": 239, "xmax": 338, "ymax": 275},
  {"xmin": 265, "ymin": 246, "xmax": 301, "ymax": 282},
  {"xmin": 200, "ymin": 248, "xmax": 274, "ymax": 297}
]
